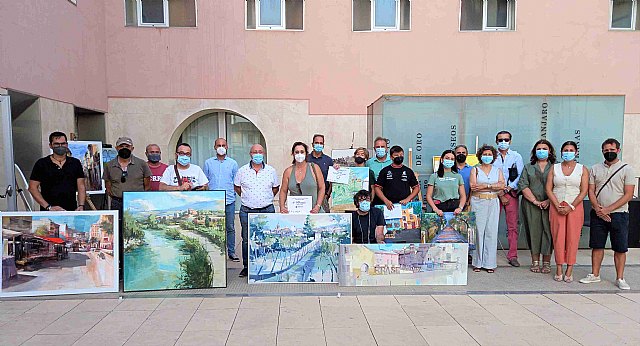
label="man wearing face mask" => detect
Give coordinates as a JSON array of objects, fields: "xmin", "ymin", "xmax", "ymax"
[
  {"xmin": 145, "ymin": 144, "xmax": 168, "ymax": 191},
  {"xmin": 307, "ymin": 134, "xmax": 333, "ymax": 212},
  {"xmin": 375, "ymin": 145, "xmax": 421, "ymax": 210},
  {"xmin": 493, "ymin": 130, "xmax": 524, "ymax": 267},
  {"xmin": 580, "ymin": 138, "xmax": 636, "ymax": 290},
  {"xmin": 103, "ymin": 137, "xmax": 152, "ymax": 214},
  {"xmin": 159, "ymin": 143, "xmax": 209, "ymax": 191},
  {"xmin": 367, "ymin": 137, "xmax": 392, "ymax": 179},
  {"xmin": 204, "ymin": 138, "xmax": 240, "ymax": 262},
  {"xmin": 454, "ymin": 144, "xmax": 473, "ymax": 207},
  {"xmin": 351, "ymin": 190, "xmax": 385, "ymax": 244},
  {"xmin": 234, "ymin": 144, "xmax": 280, "ymax": 277},
  {"xmin": 29, "ymin": 131, "xmax": 86, "ymax": 211}
]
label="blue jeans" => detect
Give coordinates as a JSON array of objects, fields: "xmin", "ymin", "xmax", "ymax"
[
  {"xmin": 225, "ymin": 202, "xmax": 236, "ymax": 257},
  {"xmin": 239, "ymin": 204, "xmax": 275, "ymax": 269}
]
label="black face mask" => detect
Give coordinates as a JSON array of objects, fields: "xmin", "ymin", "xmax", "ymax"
[
  {"xmin": 455, "ymin": 154, "xmax": 467, "ymax": 163},
  {"xmin": 354, "ymin": 157, "xmax": 366, "ymax": 164},
  {"xmin": 118, "ymin": 148, "xmax": 132, "ymax": 159},
  {"xmin": 604, "ymin": 151, "xmax": 617, "ymax": 162},
  {"xmin": 52, "ymin": 146, "xmax": 68, "ymax": 156},
  {"xmin": 393, "ymin": 156, "xmax": 404, "ymax": 165}
]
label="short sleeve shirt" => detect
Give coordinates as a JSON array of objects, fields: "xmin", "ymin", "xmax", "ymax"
[
  {"xmin": 234, "ymin": 163, "xmax": 280, "ymax": 209},
  {"xmin": 30, "ymin": 156, "xmax": 85, "ymax": 211},
  {"xmin": 307, "ymin": 153, "xmax": 333, "ymax": 187},
  {"xmin": 457, "ymin": 164, "xmax": 472, "ymax": 198},
  {"xmin": 351, "ymin": 207, "xmax": 385, "ymax": 244},
  {"xmin": 103, "ymin": 156, "xmax": 152, "ymax": 198},
  {"xmin": 148, "ymin": 163, "xmax": 168, "ymax": 191},
  {"xmin": 375, "ymin": 165, "xmax": 419, "ymax": 203},
  {"xmin": 428, "ymin": 171, "xmax": 464, "ymax": 202},
  {"xmin": 366, "ymin": 157, "xmax": 392, "ymax": 179},
  {"xmin": 589, "ymin": 160, "xmax": 636, "ymax": 213},
  {"xmin": 203, "ymin": 156, "xmax": 239, "ymax": 205},
  {"xmin": 160, "ymin": 164, "xmax": 209, "ymax": 188}
]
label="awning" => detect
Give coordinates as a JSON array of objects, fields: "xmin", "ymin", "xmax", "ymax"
[
  {"xmin": 38, "ymin": 237, "xmax": 65, "ymax": 244},
  {"xmin": 2, "ymin": 229, "xmax": 22, "ymax": 238}
]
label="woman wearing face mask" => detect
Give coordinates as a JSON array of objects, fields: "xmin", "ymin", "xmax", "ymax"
[
  {"xmin": 469, "ymin": 145, "xmax": 505, "ymax": 273},
  {"xmin": 353, "ymin": 147, "xmax": 376, "ymax": 193},
  {"xmin": 545, "ymin": 141, "xmax": 589, "ymax": 283},
  {"xmin": 518, "ymin": 139, "xmax": 556, "ymax": 274},
  {"xmin": 351, "ymin": 190, "xmax": 385, "ymax": 244},
  {"xmin": 280, "ymin": 142, "xmax": 326, "ymax": 214},
  {"xmin": 426, "ymin": 150, "xmax": 467, "ymax": 216}
]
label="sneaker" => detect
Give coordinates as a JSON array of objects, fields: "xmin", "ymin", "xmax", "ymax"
[
  {"xmin": 508, "ymin": 258, "xmax": 520, "ymax": 267},
  {"xmin": 229, "ymin": 254, "xmax": 240, "ymax": 262},
  {"xmin": 616, "ymin": 278, "xmax": 631, "ymax": 290},
  {"xmin": 239, "ymin": 268, "xmax": 248, "ymax": 278},
  {"xmin": 579, "ymin": 273, "xmax": 601, "ymax": 284}
]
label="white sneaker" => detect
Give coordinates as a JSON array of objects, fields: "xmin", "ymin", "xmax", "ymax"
[
  {"xmin": 616, "ymin": 279, "xmax": 631, "ymax": 290},
  {"xmin": 579, "ymin": 274, "xmax": 601, "ymax": 284}
]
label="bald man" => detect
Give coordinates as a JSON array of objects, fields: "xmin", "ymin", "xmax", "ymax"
[
  {"xmin": 233, "ymin": 144, "xmax": 280, "ymax": 277},
  {"xmin": 145, "ymin": 144, "xmax": 168, "ymax": 191}
]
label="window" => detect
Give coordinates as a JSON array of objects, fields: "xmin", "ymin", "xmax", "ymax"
[
  {"xmin": 124, "ymin": 0, "xmax": 197, "ymax": 27},
  {"xmin": 353, "ymin": 0, "xmax": 411, "ymax": 31},
  {"xmin": 460, "ymin": 0, "xmax": 516, "ymax": 31},
  {"xmin": 246, "ymin": 0, "xmax": 304, "ymax": 30},
  {"xmin": 610, "ymin": 0, "xmax": 639, "ymax": 30}
]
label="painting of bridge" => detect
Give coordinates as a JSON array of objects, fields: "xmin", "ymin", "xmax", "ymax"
[{"xmin": 248, "ymin": 214, "xmax": 351, "ymax": 283}]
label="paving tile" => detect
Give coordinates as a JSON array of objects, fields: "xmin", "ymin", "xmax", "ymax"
[
  {"xmin": 523, "ymin": 304, "xmax": 590, "ymax": 325},
  {"xmin": 22, "ymin": 334, "xmax": 83, "ymax": 346},
  {"xmin": 417, "ymin": 325, "xmax": 479, "ymax": 346},
  {"xmin": 0, "ymin": 312, "xmax": 67, "ymax": 334},
  {"xmin": 0, "ymin": 333, "xmax": 36, "ymax": 346},
  {"xmin": 199, "ymin": 297, "xmax": 242, "ymax": 310},
  {"xmin": 401, "ymin": 305, "xmax": 459, "ymax": 326},
  {"xmin": 239, "ymin": 296, "xmax": 280, "ymax": 310},
  {"xmin": 324, "ymin": 327, "xmax": 376, "ymax": 346},
  {"xmin": 394, "ymin": 295, "xmax": 439, "ymax": 306},
  {"xmin": 464, "ymin": 325, "xmax": 580, "ymax": 346},
  {"xmin": 618, "ymin": 293, "xmax": 640, "ymax": 304},
  {"xmin": 39, "ymin": 311, "xmax": 109, "ymax": 334},
  {"xmin": 73, "ymin": 299, "xmax": 122, "ymax": 312},
  {"xmin": 370, "ymin": 325, "xmax": 427, "ymax": 346},
  {"xmin": 554, "ymin": 322, "xmax": 628, "ymax": 346},
  {"xmin": 123, "ymin": 330, "xmax": 181, "ymax": 346},
  {"xmin": 480, "ymin": 303, "xmax": 548, "ymax": 326},
  {"xmin": 232, "ymin": 307, "xmax": 279, "ymax": 329},
  {"xmin": 319, "ymin": 296, "xmax": 360, "ymax": 307},
  {"xmin": 444, "ymin": 304, "xmax": 502, "ymax": 326},
  {"xmin": 24, "ymin": 300, "xmax": 82, "ymax": 314},
  {"xmin": 175, "ymin": 330, "xmax": 229, "ymax": 346},
  {"xmin": 279, "ymin": 304, "xmax": 323, "ymax": 329},
  {"xmin": 276, "ymin": 328, "xmax": 325, "ymax": 346},
  {"xmin": 357, "ymin": 295, "xmax": 398, "ymax": 306},
  {"xmin": 469, "ymin": 294, "xmax": 517, "ymax": 306},
  {"xmin": 137, "ymin": 308, "xmax": 197, "ymax": 332},
  {"xmin": 598, "ymin": 303, "xmax": 640, "ymax": 323},
  {"xmin": 156, "ymin": 297, "xmax": 203, "ymax": 310},
  {"xmin": 545, "ymin": 294, "xmax": 596, "ymax": 306},
  {"xmin": 114, "ymin": 298, "xmax": 164, "ymax": 311},
  {"xmin": 184, "ymin": 308, "xmax": 237, "ymax": 331},
  {"xmin": 280, "ymin": 296, "xmax": 320, "ymax": 307},
  {"xmin": 566, "ymin": 302, "xmax": 634, "ymax": 324},
  {"xmin": 599, "ymin": 322, "xmax": 640, "ymax": 344},
  {"xmin": 507, "ymin": 294, "xmax": 558, "ymax": 306},
  {"xmin": 84, "ymin": 310, "xmax": 152, "ymax": 338},
  {"xmin": 226, "ymin": 327, "xmax": 276, "ymax": 346},
  {"xmin": 432, "ymin": 295, "xmax": 478, "ymax": 307},
  {"xmin": 582, "ymin": 293, "xmax": 634, "ymax": 305},
  {"xmin": 0, "ymin": 300, "xmax": 42, "ymax": 313},
  {"xmin": 320, "ymin": 305, "xmax": 368, "ymax": 329},
  {"xmin": 362, "ymin": 305, "xmax": 412, "ymax": 327}
]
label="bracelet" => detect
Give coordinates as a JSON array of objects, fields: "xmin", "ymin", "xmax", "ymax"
[
  {"xmin": 568, "ymin": 203, "xmax": 576, "ymax": 211},
  {"xmin": 45, "ymin": 204, "xmax": 51, "ymax": 211}
]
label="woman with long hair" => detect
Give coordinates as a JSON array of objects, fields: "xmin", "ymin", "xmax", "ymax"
[
  {"xmin": 280, "ymin": 142, "xmax": 325, "ymax": 214},
  {"xmin": 426, "ymin": 150, "xmax": 466, "ymax": 216}
]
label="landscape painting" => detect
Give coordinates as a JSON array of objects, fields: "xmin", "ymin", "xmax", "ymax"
[
  {"xmin": 338, "ymin": 243, "xmax": 468, "ymax": 286},
  {"xmin": 1, "ymin": 211, "xmax": 119, "ymax": 297},
  {"xmin": 422, "ymin": 212, "xmax": 476, "ymax": 247},
  {"xmin": 331, "ymin": 149, "xmax": 358, "ymax": 167},
  {"xmin": 375, "ymin": 202, "xmax": 422, "ymax": 243},
  {"xmin": 123, "ymin": 191, "xmax": 226, "ymax": 292},
  {"xmin": 249, "ymin": 213, "xmax": 351, "ymax": 283},
  {"xmin": 68, "ymin": 141, "xmax": 104, "ymax": 194},
  {"xmin": 331, "ymin": 167, "xmax": 369, "ymax": 212}
]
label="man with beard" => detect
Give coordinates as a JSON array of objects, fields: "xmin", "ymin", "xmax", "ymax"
[{"xmin": 103, "ymin": 137, "xmax": 151, "ymax": 215}]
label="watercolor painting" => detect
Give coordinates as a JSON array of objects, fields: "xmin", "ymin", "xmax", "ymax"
[
  {"xmin": 1, "ymin": 211, "xmax": 118, "ymax": 297},
  {"xmin": 249, "ymin": 213, "xmax": 351, "ymax": 283},
  {"xmin": 123, "ymin": 191, "xmax": 226, "ymax": 292},
  {"xmin": 331, "ymin": 167, "xmax": 369, "ymax": 212},
  {"xmin": 375, "ymin": 202, "xmax": 422, "ymax": 243},
  {"xmin": 67, "ymin": 141, "xmax": 104, "ymax": 194},
  {"xmin": 338, "ymin": 243, "xmax": 468, "ymax": 286},
  {"xmin": 422, "ymin": 212, "xmax": 476, "ymax": 248}
]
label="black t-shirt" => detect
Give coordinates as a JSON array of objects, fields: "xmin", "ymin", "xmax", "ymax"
[
  {"xmin": 375, "ymin": 165, "xmax": 419, "ymax": 204},
  {"xmin": 30, "ymin": 156, "xmax": 85, "ymax": 211},
  {"xmin": 351, "ymin": 207, "xmax": 385, "ymax": 244}
]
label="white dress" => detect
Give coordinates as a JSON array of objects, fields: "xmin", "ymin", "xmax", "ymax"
[{"xmin": 471, "ymin": 166, "xmax": 501, "ymax": 269}]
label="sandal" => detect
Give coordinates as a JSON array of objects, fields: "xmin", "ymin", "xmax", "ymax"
[
  {"xmin": 530, "ymin": 260, "xmax": 541, "ymax": 273},
  {"xmin": 541, "ymin": 262, "xmax": 551, "ymax": 274},
  {"xmin": 564, "ymin": 275, "xmax": 573, "ymax": 283},
  {"xmin": 486, "ymin": 269, "xmax": 495, "ymax": 273},
  {"xmin": 554, "ymin": 274, "xmax": 563, "ymax": 282},
  {"xmin": 473, "ymin": 267, "xmax": 481, "ymax": 272}
]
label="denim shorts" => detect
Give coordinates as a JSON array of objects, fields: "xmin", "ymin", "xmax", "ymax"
[{"xmin": 589, "ymin": 210, "xmax": 629, "ymax": 253}]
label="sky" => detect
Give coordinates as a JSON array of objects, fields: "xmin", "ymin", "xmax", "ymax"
[
  {"xmin": 124, "ymin": 191, "xmax": 225, "ymax": 212},
  {"xmin": 68, "ymin": 141, "xmax": 100, "ymax": 159},
  {"xmin": 32, "ymin": 214, "xmax": 101, "ymax": 233},
  {"xmin": 252, "ymin": 214, "xmax": 350, "ymax": 230}
]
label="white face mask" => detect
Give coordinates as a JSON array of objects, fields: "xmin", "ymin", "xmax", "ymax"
[
  {"xmin": 294, "ymin": 153, "xmax": 306, "ymax": 163},
  {"xmin": 216, "ymin": 147, "xmax": 227, "ymax": 156}
]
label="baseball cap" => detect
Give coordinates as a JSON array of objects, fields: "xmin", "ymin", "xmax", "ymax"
[{"xmin": 116, "ymin": 137, "xmax": 133, "ymax": 146}]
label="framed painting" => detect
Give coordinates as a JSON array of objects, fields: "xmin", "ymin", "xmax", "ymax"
[
  {"xmin": 330, "ymin": 167, "xmax": 369, "ymax": 212},
  {"xmin": 375, "ymin": 202, "xmax": 422, "ymax": 243},
  {"xmin": 422, "ymin": 212, "xmax": 476, "ymax": 247},
  {"xmin": 66, "ymin": 141, "xmax": 104, "ymax": 194}
]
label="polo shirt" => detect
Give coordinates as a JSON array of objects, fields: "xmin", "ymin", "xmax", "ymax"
[
  {"xmin": 457, "ymin": 164, "xmax": 472, "ymax": 198},
  {"xmin": 375, "ymin": 165, "xmax": 419, "ymax": 203},
  {"xmin": 30, "ymin": 155, "xmax": 84, "ymax": 211},
  {"xmin": 427, "ymin": 171, "xmax": 464, "ymax": 202},
  {"xmin": 307, "ymin": 152, "xmax": 333, "ymax": 187},
  {"xmin": 366, "ymin": 156, "xmax": 392, "ymax": 179},
  {"xmin": 589, "ymin": 160, "xmax": 636, "ymax": 213},
  {"xmin": 103, "ymin": 155, "xmax": 152, "ymax": 198},
  {"xmin": 203, "ymin": 156, "xmax": 239, "ymax": 205},
  {"xmin": 234, "ymin": 162, "xmax": 280, "ymax": 209}
]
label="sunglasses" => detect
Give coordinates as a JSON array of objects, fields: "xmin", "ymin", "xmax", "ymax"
[
  {"xmin": 121, "ymin": 171, "xmax": 128, "ymax": 183},
  {"xmin": 497, "ymin": 138, "xmax": 510, "ymax": 143}
]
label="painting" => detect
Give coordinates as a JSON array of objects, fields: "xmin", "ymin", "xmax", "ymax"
[
  {"xmin": 375, "ymin": 202, "xmax": 422, "ymax": 243},
  {"xmin": 338, "ymin": 243, "xmax": 468, "ymax": 286},
  {"xmin": 331, "ymin": 148, "xmax": 373, "ymax": 167},
  {"xmin": 249, "ymin": 213, "xmax": 351, "ymax": 283},
  {"xmin": 102, "ymin": 147, "xmax": 117, "ymax": 164},
  {"xmin": 422, "ymin": 212, "xmax": 476, "ymax": 248},
  {"xmin": 1, "ymin": 211, "xmax": 119, "ymax": 297},
  {"xmin": 330, "ymin": 167, "xmax": 369, "ymax": 212},
  {"xmin": 66, "ymin": 141, "xmax": 104, "ymax": 194},
  {"xmin": 122, "ymin": 191, "xmax": 227, "ymax": 292}
]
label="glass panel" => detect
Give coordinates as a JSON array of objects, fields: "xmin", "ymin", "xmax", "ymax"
[
  {"xmin": 374, "ymin": 0, "xmax": 397, "ymax": 28},
  {"xmin": 226, "ymin": 113, "xmax": 267, "ymax": 167},
  {"xmin": 169, "ymin": 0, "xmax": 197, "ymax": 27},
  {"xmin": 611, "ymin": 0, "xmax": 634, "ymax": 29},
  {"xmin": 353, "ymin": 0, "xmax": 372, "ymax": 31},
  {"xmin": 399, "ymin": 0, "xmax": 411, "ymax": 30},
  {"xmin": 0, "ymin": 95, "xmax": 17, "ymax": 211},
  {"xmin": 125, "ymin": 0, "xmax": 138, "ymax": 26},
  {"xmin": 247, "ymin": 0, "xmax": 257, "ymax": 29},
  {"xmin": 285, "ymin": 0, "xmax": 304, "ymax": 30},
  {"xmin": 141, "ymin": 0, "xmax": 165, "ymax": 24},
  {"xmin": 259, "ymin": 0, "xmax": 282, "ymax": 26},
  {"xmin": 460, "ymin": 0, "xmax": 483, "ymax": 30},
  {"xmin": 179, "ymin": 113, "xmax": 219, "ymax": 167},
  {"xmin": 486, "ymin": 0, "xmax": 508, "ymax": 28}
]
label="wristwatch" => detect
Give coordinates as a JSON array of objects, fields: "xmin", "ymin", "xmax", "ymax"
[{"xmin": 46, "ymin": 204, "xmax": 52, "ymax": 210}]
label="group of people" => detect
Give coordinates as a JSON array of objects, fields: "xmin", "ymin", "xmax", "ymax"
[{"xmin": 27, "ymin": 130, "xmax": 635, "ymax": 289}]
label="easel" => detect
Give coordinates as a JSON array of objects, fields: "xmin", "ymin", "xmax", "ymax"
[{"xmin": 407, "ymin": 148, "xmax": 423, "ymax": 203}]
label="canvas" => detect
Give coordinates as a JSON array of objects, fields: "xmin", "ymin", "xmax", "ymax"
[
  {"xmin": 330, "ymin": 167, "xmax": 369, "ymax": 212},
  {"xmin": 338, "ymin": 243, "xmax": 468, "ymax": 286},
  {"xmin": 375, "ymin": 202, "xmax": 422, "ymax": 243},
  {"xmin": 67, "ymin": 141, "xmax": 104, "ymax": 194},
  {"xmin": 1, "ymin": 211, "xmax": 119, "ymax": 297},
  {"xmin": 249, "ymin": 213, "xmax": 351, "ymax": 283},
  {"xmin": 422, "ymin": 212, "xmax": 476, "ymax": 248},
  {"xmin": 122, "ymin": 191, "xmax": 227, "ymax": 292}
]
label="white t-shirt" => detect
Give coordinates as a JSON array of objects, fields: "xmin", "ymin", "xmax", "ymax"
[{"xmin": 160, "ymin": 164, "xmax": 209, "ymax": 188}]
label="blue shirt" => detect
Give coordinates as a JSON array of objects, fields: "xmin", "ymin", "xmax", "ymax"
[
  {"xmin": 457, "ymin": 164, "xmax": 472, "ymax": 198},
  {"xmin": 366, "ymin": 157, "xmax": 392, "ymax": 180},
  {"xmin": 493, "ymin": 149, "xmax": 524, "ymax": 190},
  {"xmin": 307, "ymin": 152, "xmax": 333, "ymax": 186},
  {"xmin": 204, "ymin": 156, "xmax": 239, "ymax": 204}
]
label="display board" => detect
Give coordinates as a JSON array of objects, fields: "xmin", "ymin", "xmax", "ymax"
[{"xmin": 330, "ymin": 167, "xmax": 369, "ymax": 212}]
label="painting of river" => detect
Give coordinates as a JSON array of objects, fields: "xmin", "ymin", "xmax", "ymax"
[
  {"xmin": 248, "ymin": 214, "xmax": 351, "ymax": 284},
  {"xmin": 122, "ymin": 191, "xmax": 226, "ymax": 291}
]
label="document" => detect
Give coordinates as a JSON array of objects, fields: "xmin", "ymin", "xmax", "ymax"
[
  {"xmin": 327, "ymin": 167, "xmax": 350, "ymax": 184},
  {"xmin": 383, "ymin": 204, "xmax": 402, "ymax": 220},
  {"xmin": 287, "ymin": 196, "xmax": 313, "ymax": 214}
]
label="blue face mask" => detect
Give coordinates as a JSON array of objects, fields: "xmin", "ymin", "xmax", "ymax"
[
  {"xmin": 252, "ymin": 153, "xmax": 264, "ymax": 165},
  {"xmin": 562, "ymin": 151, "xmax": 576, "ymax": 161},
  {"xmin": 313, "ymin": 144, "xmax": 324, "ymax": 152},
  {"xmin": 375, "ymin": 148, "xmax": 386, "ymax": 158},
  {"xmin": 358, "ymin": 200, "xmax": 371, "ymax": 212},
  {"xmin": 497, "ymin": 141, "xmax": 510, "ymax": 151},
  {"xmin": 481, "ymin": 155, "xmax": 493, "ymax": 164},
  {"xmin": 443, "ymin": 159, "xmax": 455, "ymax": 169},
  {"xmin": 536, "ymin": 149, "xmax": 549, "ymax": 160},
  {"xmin": 177, "ymin": 155, "xmax": 191, "ymax": 166}
]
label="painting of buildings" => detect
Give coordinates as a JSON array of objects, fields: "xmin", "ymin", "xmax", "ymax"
[
  {"xmin": 338, "ymin": 243, "xmax": 468, "ymax": 286},
  {"xmin": 376, "ymin": 202, "xmax": 422, "ymax": 243},
  {"xmin": 249, "ymin": 213, "xmax": 351, "ymax": 283},
  {"xmin": 1, "ymin": 211, "xmax": 118, "ymax": 297},
  {"xmin": 122, "ymin": 191, "xmax": 227, "ymax": 291},
  {"xmin": 422, "ymin": 212, "xmax": 476, "ymax": 248},
  {"xmin": 67, "ymin": 141, "xmax": 104, "ymax": 194},
  {"xmin": 330, "ymin": 167, "xmax": 369, "ymax": 212}
]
